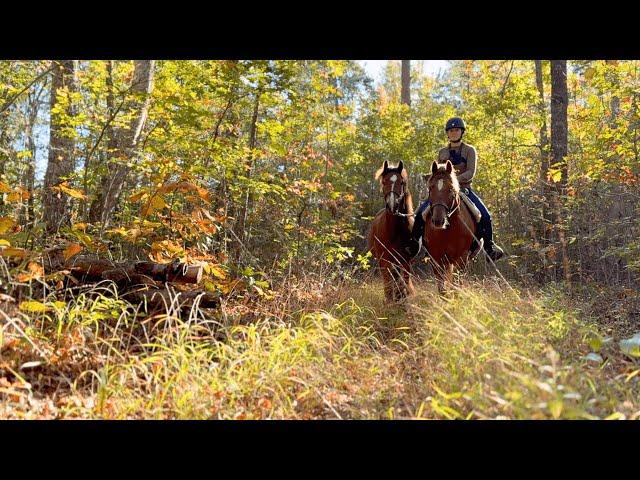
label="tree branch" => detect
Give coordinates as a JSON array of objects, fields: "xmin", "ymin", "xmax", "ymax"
[{"xmin": 0, "ymin": 65, "xmax": 54, "ymax": 116}]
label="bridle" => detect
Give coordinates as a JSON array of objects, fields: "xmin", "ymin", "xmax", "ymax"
[
  {"xmin": 429, "ymin": 177, "xmax": 460, "ymax": 220},
  {"xmin": 431, "ymin": 196, "xmax": 460, "ymax": 219},
  {"xmin": 383, "ymin": 173, "xmax": 408, "ymax": 217}
]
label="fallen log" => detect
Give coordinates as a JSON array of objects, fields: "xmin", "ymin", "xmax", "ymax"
[
  {"xmin": 60, "ymin": 255, "xmax": 202, "ymax": 285},
  {"xmin": 37, "ymin": 250, "xmax": 219, "ymax": 312}
]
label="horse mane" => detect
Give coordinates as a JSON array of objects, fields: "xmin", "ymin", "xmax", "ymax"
[
  {"xmin": 428, "ymin": 163, "xmax": 460, "ymax": 195},
  {"xmin": 404, "ymin": 185, "xmax": 414, "ymax": 216}
]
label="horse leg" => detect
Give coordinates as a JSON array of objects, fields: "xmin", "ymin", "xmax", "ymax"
[
  {"xmin": 402, "ymin": 260, "xmax": 414, "ymax": 298},
  {"xmin": 432, "ymin": 261, "xmax": 447, "ymax": 296},
  {"xmin": 391, "ymin": 264, "xmax": 402, "ymax": 301},
  {"xmin": 381, "ymin": 265, "xmax": 394, "ymax": 302},
  {"xmin": 445, "ymin": 262, "xmax": 454, "ymax": 291},
  {"xmin": 455, "ymin": 258, "xmax": 468, "ymax": 289}
]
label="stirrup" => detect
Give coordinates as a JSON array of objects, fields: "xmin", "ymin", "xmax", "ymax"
[{"xmin": 405, "ymin": 237, "xmax": 422, "ymax": 258}]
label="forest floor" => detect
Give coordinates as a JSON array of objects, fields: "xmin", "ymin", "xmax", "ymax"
[{"xmin": 1, "ymin": 272, "xmax": 639, "ymax": 419}]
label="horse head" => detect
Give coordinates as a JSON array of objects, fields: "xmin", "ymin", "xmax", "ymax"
[
  {"xmin": 375, "ymin": 160, "xmax": 411, "ymax": 215},
  {"xmin": 425, "ymin": 160, "xmax": 460, "ymax": 229}
]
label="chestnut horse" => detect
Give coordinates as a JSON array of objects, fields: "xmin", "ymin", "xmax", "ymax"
[
  {"xmin": 368, "ymin": 160, "xmax": 415, "ymax": 302},
  {"xmin": 422, "ymin": 160, "xmax": 477, "ymax": 294}
]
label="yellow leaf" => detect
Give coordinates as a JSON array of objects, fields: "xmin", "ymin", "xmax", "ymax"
[
  {"xmin": 584, "ymin": 67, "xmax": 596, "ymax": 80},
  {"xmin": 71, "ymin": 223, "xmax": 88, "ymax": 232},
  {"xmin": 63, "ymin": 243, "xmax": 83, "ymax": 261},
  {"xmin": 56, "ymin": 182, "xmax": 88, "ymax": 200},
  {"xmin": 548, "ymin": 399, "xmax": 563, "ymax": 419},
  {"xmin": 106, "ymin": 227, "xmax": 127, "ymax": 236},
  {"xmin": 0, "ymin": 216, "xmax": 16, "ymax": 234},
  {"xmin": 208, "ymin": 264, "xmax": 226, "ymax": 280},
  {"xmin": 0, "ymin": 247, "xmax": 28, "ymax": 258},
  {"xmin": 73, "ymin": 231, "xmax": 94, "ymax": 247},
  {"xmin": 605, "ymin": 412, "xmax": 626, "ymax": 420},
  {"xmin": 0, "ymin": 239, "xmax": 10, "ymax": 247},
  {"xmin": 141, "ymin": 195, "xmax": 166, "ymax": 216},
  {"xmin": 125, "ymin": 228, "xmax": 142, "ymax": 241},
  {"xmin": 19, "ymin": 300, "xmax": 50, "ymax": 313},
  {"xmin": 0, "ymin": 181, "xmax": 12, "ymax": 193},
  {"xmin": 6, "ymin": 192, "xmax": 22, "ymax": 203},
  {"xmin": 151, "ymin": 195, "xmax": 167, "ymax": 210}
]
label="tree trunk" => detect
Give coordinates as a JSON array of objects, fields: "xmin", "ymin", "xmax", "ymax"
[
  {"xmin": 401, "ymin": 60, "xmax": 411, "ymax": 106},
  {"xmin": 43, "ymin": 60, "xmax": 78, "ymax": 234},
  {"xmin": 550, "ymin": 60, "xmax": 570, "ymax": 283},
  {"xmin": 535, "ymin": 61, "xmax": 550, "ymax": 184},
  {"xmin": 551, "ymin": 61, "xmax": 568, "ymax": 194},
  {"xmin": 534, "ymin": 60, "xmax": 551, "ymax": 277},
  {"xmin": 89, "ymin": 60, "xmax": 155, "ymax": 227},
  {"xmin": 22, "ymin": 82, "xmax": 45, "ymax": 225},
  {"xmin": 605, "ymin": 60, "xmax": 620, "ymax": 128},
  {"xmin": 236, "ymin": 89, "xmax": 260, "ymax": 246}
]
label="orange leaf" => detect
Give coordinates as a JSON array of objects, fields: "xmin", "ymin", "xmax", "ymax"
[
  {"xmin": 63, "ymin": 243, "xmax": 83, "ymax": 261},
  {"xmin": 129, "ymin": 190, "xmax": 148, "ymax": 202},
  {"xmin": 196, "ymin": 186, "xmax": 211, "ymax": 203},
  {"xmin": 16, "ymin": 262, "xmax": 44, "ymax": 282},
  {"xmin": 0, "ymin": 247, "xmax": 28, "ymax": 258},
  {"xmin": 0, "ymin": 181, "xmax": 12, "ymax": 193}
]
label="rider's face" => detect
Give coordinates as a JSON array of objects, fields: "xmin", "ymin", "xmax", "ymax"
[{"xmin": 447, "ymin": 128, "xmax": 462, "ymax": 142}]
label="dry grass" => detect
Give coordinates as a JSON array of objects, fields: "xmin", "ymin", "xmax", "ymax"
[{"xmin": 1, "ymin": 273, "xmax": 639, "ymax": 419}]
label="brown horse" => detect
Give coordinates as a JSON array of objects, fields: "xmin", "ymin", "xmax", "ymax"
[
  {"xmin": 368, "ymin": 160, "xmax": 415, "ymax": 302},
  {"xmin": 422, "ymin": 160, "xmax": 477, "ymax": 294}
]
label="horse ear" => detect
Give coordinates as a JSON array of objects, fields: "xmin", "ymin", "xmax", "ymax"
[
  {"xmin": 383, "ymin": 160, "xmax": 389, "ymax": 172},
  {"xmin": 431, "ymin": 161, "xmax": 438, "ymax": 175},
  {"xmin": 397, "ymin": 161, "xmax": 404, "ymax": 173},
  {"xmin": 445, "ymin": 160, "xmax": 453, "ymax": 174}
]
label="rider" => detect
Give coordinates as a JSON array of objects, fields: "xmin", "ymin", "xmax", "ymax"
[{"xmin": 408, "ymin": 117, "xmax": 505, "ymax": 262}]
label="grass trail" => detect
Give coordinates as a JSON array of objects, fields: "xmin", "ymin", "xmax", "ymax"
[{"xmin": 1, "ymin": 276, "xmax": 639, "ymax": 419}]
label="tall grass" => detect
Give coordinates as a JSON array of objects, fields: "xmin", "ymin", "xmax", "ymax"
[{"xmin": 1, "ymin": 275, "xmax": 639, "ymax": 419}]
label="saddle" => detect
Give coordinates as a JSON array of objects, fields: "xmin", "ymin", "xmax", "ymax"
[{"xmin": 459, "ymin": 190, "xmax": 481, "ymax": 224}]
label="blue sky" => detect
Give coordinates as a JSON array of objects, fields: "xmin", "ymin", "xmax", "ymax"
[{"xmin": 357, "ymin": 60, "xmax": 450, "ymax": 84}]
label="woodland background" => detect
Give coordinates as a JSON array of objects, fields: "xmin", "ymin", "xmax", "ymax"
[{"xmin": 0, "ymin": 60, "xmax": 639, "ymax": 419}]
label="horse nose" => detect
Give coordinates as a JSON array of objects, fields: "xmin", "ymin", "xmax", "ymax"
[{"xmin": 432, "ymin": 218, "xmax": 446, "ymax": 229}]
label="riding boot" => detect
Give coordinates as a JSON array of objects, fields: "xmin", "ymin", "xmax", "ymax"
[
  {"xmin": 481, "ymin": 216, "xmax": 505, "ymax": 262},
  {"xmin": 406, "ymin": 200, "xmax": 428, "ymax": 257}
]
